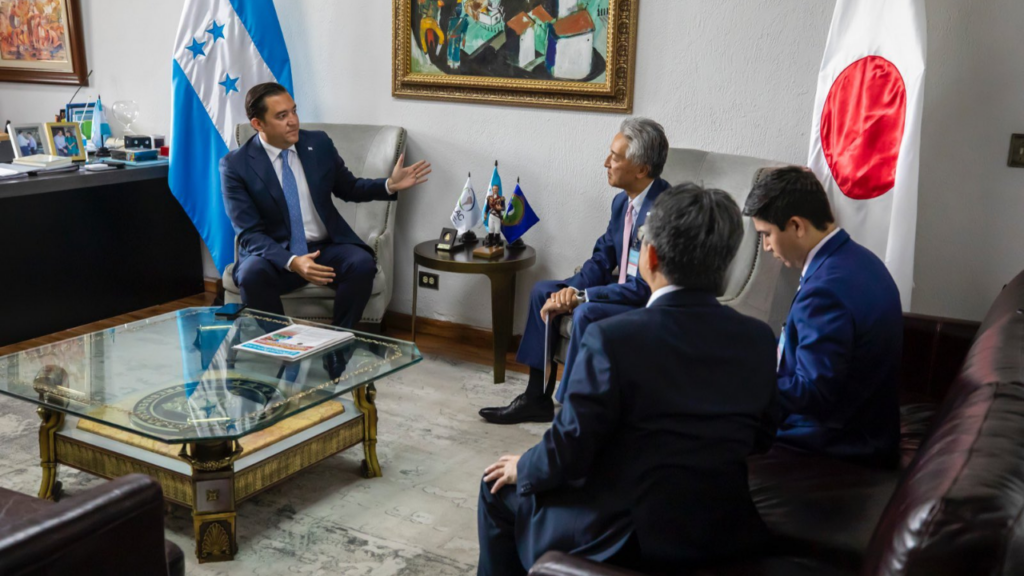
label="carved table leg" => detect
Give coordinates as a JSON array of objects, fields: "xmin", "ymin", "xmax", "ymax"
[
  {"xmin": 37, "ymin": 407, "xmax": 64, "ymax": 501},
  {"xmin": 182, "ymin": 441, "xmax": 241, "ymax": 563},
  {"xmin": 354, "ymin": 382, "xmax": 381, "ymax": 478}
]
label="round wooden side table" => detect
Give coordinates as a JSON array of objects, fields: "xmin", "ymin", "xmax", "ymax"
[{"xmin": 412, "ymin": 240, "xmax": 537, "ymax": 383}]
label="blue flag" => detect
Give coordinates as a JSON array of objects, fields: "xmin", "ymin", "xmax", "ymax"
[
  {"xmin": 501, "ymin": 183, "xmax": 540, "ymax": 244},
  {"xmin": 482, "ymin": 163, "xmax": 502, "ymax": 232},
  {"xmin": 170, "ymin": 0, "xmax": 293, "ymax": 274}
]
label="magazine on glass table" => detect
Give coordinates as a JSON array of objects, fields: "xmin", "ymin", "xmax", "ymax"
[{"xmin": 234, "ymin": 324, "xmax": 354, "ymax": 361}]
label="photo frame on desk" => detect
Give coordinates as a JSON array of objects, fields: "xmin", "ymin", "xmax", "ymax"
[
  {"xmin": 0, "ymin": 0, "xmax": 89, "ymax": 86},
  {"xmin": 44, "ymin": 121, "xmax": 86, "ymax": 161},
  {"xmin": 6, "ymin": 122, "xmax": 50, "ymax": 158}
]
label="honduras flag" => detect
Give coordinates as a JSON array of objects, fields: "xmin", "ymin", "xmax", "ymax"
[
  {"xmin": 501, "ymin": 182, "xmax": 540, "ymax": 244},
  {"xmin": 482, "ymin": 162, "xmax": 502, "ymax": 232},
  {"xmin": 170, "ymin": 0, "xmax": 292, "ymax": 274}
]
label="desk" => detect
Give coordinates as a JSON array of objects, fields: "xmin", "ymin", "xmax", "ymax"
[
  {"xmin": 0, "ymin": 166, "xmax": 204, "ymax": 347},
  {"xmin": 412, "ymin": 240, "xmax": 536, "ymax": 383}
]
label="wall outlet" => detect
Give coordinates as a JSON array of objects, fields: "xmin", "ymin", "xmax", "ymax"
[
  {"xmin": 418, "ymin": 272, "xmax": 440, "ymax": 290},
  {"xmin": 1008, "ymin": 134, "xmax": 1024, "ymax": 168}
]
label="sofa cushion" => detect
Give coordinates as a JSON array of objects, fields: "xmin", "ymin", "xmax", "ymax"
[{"xmin": 748, "ymin": 445, "xmax": 901, "ymax": 572}]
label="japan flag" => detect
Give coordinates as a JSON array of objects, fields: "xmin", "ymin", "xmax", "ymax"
[{"xmin": 807, "ymin": 0, "xmax": 927, "ymax": 310}]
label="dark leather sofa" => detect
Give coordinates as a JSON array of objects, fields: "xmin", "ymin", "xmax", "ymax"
[
  {"xmin": 531, "ymin": 271, "xmax": 1024, "ymax": 576},
  {"xmin": 0, "ymin": 473, "xmax": 185, "ymax": 576}
]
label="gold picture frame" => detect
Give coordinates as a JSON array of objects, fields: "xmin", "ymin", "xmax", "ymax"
[
  {"xmin": 392, "ymin": 0, "xmax": 639, "ymax": 113},
  {"xmin": 44, "ymin": 121, "xmax": 86, "ymax": 161}
]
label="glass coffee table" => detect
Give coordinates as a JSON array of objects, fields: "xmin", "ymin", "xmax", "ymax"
[{"xmin": 0, "ymin": 307, "xmax": 421, "ymax": 563}]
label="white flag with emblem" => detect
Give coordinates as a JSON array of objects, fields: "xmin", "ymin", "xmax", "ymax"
[{"xmin": 451, "ymin": 176, "xmax": 482, "ymax": 233}]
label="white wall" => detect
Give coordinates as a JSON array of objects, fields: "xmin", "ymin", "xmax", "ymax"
[{"xmin": 2, "ymin": 0, "xmax": 1022, "ymax": 325}]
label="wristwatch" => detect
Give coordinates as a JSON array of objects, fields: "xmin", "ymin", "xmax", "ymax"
[{"xmin": 574, "ymin": 288, "xmax": 588, "ymax": 304}]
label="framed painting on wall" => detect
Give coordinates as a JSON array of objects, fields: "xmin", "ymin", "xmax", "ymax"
[
  {"xmin": 0, "ymin": 0, "xmax": 88, "ymax": 85},
  {"xmin": 393, "ymin": 0, "xmax": 639, "ymax": 113}
]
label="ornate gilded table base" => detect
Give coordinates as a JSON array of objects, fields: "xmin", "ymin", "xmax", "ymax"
[{"xmin": 37, "ymin": 384, "xmax": 382, "ymax": 563}]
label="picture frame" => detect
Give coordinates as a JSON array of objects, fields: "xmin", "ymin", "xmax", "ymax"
[
  {"xmin": 6, "ymin": 122, "xmax": 50, "ymax": 158},
  {"xmin": 392, "ymin": 0, "xmax": 639, "ymax": 113},
  {"xmin": 0, "ymin": 0, "xmax": 89, "ymax": 86},
  {"xmin": 44, "ymin": 121, "xmax": 85, "ymax": 161}
]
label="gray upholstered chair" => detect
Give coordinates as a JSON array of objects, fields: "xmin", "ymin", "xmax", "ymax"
[
  {"xmin": 222, "ymin": 123, "xmax": 406, "ymax": 327},
  {"xmin": 551, "ymin": 148, "xmax": 800, "ymax": 367}
]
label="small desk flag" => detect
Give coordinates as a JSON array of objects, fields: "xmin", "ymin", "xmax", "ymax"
[
  {"xmin": 451, "ymin": 176, "xmax": 482, "ymax": 233},
  {"xmin": 482, "ymin": 162, "xmax": 502, "ymax": 232},
  {"xmin": 501, "ymin": 182, "xmax": 540, "ymax": 244}
]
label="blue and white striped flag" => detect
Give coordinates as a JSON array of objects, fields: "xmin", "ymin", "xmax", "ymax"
[{"xmin": 170, "ymin": 0, "xmax": 292, "ymax": 274}]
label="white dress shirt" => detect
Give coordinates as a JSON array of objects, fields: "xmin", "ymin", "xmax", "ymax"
[
  {"xmin": 259, "ymin": 135, "xmax": 328, "ymax": 270},
  {"xmin": 647, "ymin": 284, "xmax": 683, "ymax": 307},
  {"xmin": 801, "ymin": 227, "xmax": 843, "ymax": 280}
]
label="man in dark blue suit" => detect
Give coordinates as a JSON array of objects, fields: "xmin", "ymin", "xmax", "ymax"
[
  {"xmin": 743, "ymin": 167, "xmax": 903, "ymax": 468},
  {"xmin": 479, "ymin": 118, "xmax": 670, "ymax": 424},
  {"xmin": 221, "ymin": 83, "xmax": 431, "ymax": 328},
  {"xmin": 477, "ymin": 185, "xmax": 779, "ymax": 575}
]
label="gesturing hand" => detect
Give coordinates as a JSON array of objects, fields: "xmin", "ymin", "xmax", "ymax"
[
  {"xmin": 387, "ymin": 153, "xmax": 432, "ymax": 192},
  {"xmin": 484, "ymin": 454, "xmax": 521, "ymax": 494},
  {"xmin": 289, "ymin": 251, "xmax": 335, "ymax": 286},
  {"xmin": 540, "ymin": 287, "xmax": 580, "ymax": 322}
]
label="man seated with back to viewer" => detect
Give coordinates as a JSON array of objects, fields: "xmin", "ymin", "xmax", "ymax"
[
  {"xmin": 476, "ymin": 184, "xmax": 779, "ymax": 575},
  {"xmin": 743, "ymin": 167, "xmax": 903, "ymax": 468},
  {"xmin": 479, "ymin": 117, "xmax": 670, "ymax": 424},
  {"xmin": 221, "ymin": 82, "xmax": 431, "ymax": 328}
]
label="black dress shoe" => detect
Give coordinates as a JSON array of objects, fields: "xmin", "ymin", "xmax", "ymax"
[{"xmin": 479, "ymin": 393, "xmax": 554, "ymax": 424}]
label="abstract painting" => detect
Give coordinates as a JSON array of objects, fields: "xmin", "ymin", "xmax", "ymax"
[
  {"xmin": 0, "ymin": 0, "xmax": 88, "ymax": 85},
  {"xmin": 393, "ymin": 0, "xmax": 639, "ymax": 112}
]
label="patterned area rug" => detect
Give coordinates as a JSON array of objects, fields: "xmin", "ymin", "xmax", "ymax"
[{"xmin": 0, "ymin": 354, "xmax": 547, "ymax": 575}]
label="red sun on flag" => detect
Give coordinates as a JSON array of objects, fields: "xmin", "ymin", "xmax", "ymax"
[{"xmin": 820, "ymin": 56, "xmax": 908, "ymax": 201}]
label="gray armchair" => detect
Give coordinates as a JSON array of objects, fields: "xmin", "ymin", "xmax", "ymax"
[
  {"xmin": 551, "ymin": 148, "xmax": 800, "ymax": 368},
  {"xmin": 222, "ymin": 123, "xmax": 406, "ymax": 326}
]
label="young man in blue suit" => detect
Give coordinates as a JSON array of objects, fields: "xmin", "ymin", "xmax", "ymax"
[
  {"xmin": 477, "ymin": 185, "xmax": 779, "ymax": 575},
  {"xmin": 743, "ymin": 167, "xmax": 903, "ymax": 468},
  {"xmin": 221, "ymin": 83, "xmax": 431, "ymax": 328},
  {"xmin": 479, "ymin": 118, "xmax": 671, "ymax": 424}
]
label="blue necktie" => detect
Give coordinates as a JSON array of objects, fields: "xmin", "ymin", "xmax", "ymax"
[{"xmin": 279, "ymin": 149, "xmax": 308, "ymax": 256}]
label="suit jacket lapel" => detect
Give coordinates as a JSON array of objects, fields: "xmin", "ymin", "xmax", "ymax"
[
  {"xmin": 802, "ymin": 229, "xmax": 850, "ymax": 285},
  {"xmin": 636, "ymin": 178, "xmax": 668, "ymax": 229},
  {"xmin": 246, "ymin": 135, "xmax": 289, "ymax": 223},
  {"xmin": 295, "ymin": 133, "xmax": 325, "ymax": 217}
]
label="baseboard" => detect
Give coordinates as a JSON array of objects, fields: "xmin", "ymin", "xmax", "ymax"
[
  {"xmin": 204, "ymin": 278, "xmax": 223, "ymax": 295},
  {"xmin": 384, "ymin": 311, "xmax": 522, "ymax": 350}
]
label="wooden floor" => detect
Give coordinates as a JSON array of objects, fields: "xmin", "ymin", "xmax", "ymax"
[{"xmin": 0, "ymin": 293, "xmax": 532, "ymax": 377}]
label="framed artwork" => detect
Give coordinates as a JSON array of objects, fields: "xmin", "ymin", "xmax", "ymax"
[
  {"xmin": 393, "ymin": 0, "xmax": 639, "ymax": 113},
  {"xmin": 44, "ymin": 121, "xmax": 85, "ymax": 161},
  {"xmin": 0, "ymin": 0, "xmax": 89, "ymax": 86},
  {"xmin": 6, "ymin": 122, "xmax": 49, "ymax": 157}
]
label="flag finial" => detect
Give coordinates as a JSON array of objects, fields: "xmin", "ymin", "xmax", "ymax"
[{"xmin": 495, "ymin": 160, "xmax": 498, "ymax": 167}]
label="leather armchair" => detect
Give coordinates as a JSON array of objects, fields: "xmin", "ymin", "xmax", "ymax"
[
  {"xmin": 223, "ymin": 123, "xmax": 406, "ymax": 327},
  {"xmin": 551, "ymin": 148, "xmax": 797, "ymax": 367},
  {"xmin": 0, "ymin": 473, "xmax": 184, "ymax": 576}
]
